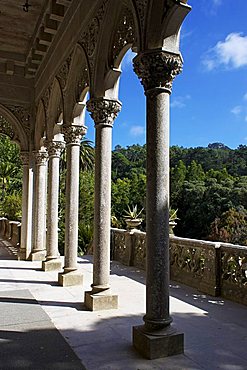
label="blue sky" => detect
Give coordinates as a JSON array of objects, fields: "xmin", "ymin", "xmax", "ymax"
[{"xmin": 86, "ymin": 1, "xmax": 247, "ymax": 149}]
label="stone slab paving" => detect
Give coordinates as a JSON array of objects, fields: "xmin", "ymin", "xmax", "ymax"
[{"xmin": 0, "ymin": 240, "xmax": 247, "ymax": 369}]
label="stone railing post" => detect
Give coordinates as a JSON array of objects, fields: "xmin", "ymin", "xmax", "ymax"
[
  {"xmin": 18, "ymin": 152, "xmax": 34, "ymax": 260},
  {"xmin": 84, "ymin": 97, "xmax": 121, "ymax": 311},
  {"xmin": 31, "ymin": 149, "xmax": 48, "ymax": 261},
  {"xmin": 133, "ymin": 50, "xmax": 184, "ymax": 358},
  {"xmin": 58, "ymin": 125, "xmax": 86, "ymax": 286},
  {"xmin": 42, "ymin": 140, "xmax": 65, "ymax": 271}
]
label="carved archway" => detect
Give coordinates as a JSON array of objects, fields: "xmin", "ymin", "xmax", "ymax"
[{"xmin": 0, "ymin": 104, "xmax": 29, "ymax": 151}]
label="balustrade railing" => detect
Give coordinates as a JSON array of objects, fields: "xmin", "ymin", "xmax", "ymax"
[
  {"xmin": 111, "ymin": 228, "xmax": 247, "ymax": 306},
  {"xmin": 0, "ymin": 217, "xmax": 21, "ymax": 248}
]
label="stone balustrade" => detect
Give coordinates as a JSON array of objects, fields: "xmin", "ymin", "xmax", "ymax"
[
  {"xmin": 111, "ymin": 228, "xmax": 247, "ymax": 306},
  {"xmin": 0, "ymin": 217, "xmax": 21, "ymax": 248}
]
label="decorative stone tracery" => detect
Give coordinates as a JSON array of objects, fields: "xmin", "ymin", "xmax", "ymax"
[
  {"xmin": 56, "ymin": 54, "xmax": 73, "ymax": 90},
  {"xmin": 4, "ymin": 105, "xmax": 31, "ymax": 137}
]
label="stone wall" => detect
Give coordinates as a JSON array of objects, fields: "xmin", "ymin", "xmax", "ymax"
[{"xmin": 111, "ymin": 228, "xmax": 247, "ymax": 306}]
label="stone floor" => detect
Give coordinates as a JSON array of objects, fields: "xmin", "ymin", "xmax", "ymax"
[{"xmin": 0, "ymin": 238, "xmax": 247, "ymax": 369}]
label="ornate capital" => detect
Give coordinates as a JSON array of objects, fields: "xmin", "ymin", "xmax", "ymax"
[
  {"xmin": 46, "ymin": 141, "xmax": 65, "ymax": 158},
  {"xmin": 34, "ymin": 150, "xmax": 48, "ymax": 166},
  {"xmin": 133, "ymin": 50, "xmax": 183, "ymax": 93},
  {"xmin": 20, "ymin": 152, "xmax": 30, "ymax": 166},
  {"xmin": 63, "ymin": 125, "xmax": 87, "ymax": 145},
  {"xmin": 86, "ymin": 98, "xmax": 122, "ymax": 127}
]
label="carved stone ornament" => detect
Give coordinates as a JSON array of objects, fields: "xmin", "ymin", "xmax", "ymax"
[
  {"xmin": 20, "ymin": 151, "xmax": 30, "ymax": 166},
  {"xmin": 135, "ymin": 0, "xmax": 148, "ymax": 31},
  {"xmin": 133, "ymin": 50, "xmax": 183, "ymax": 92},
  {"xmin": 47, "ymin": 140, "xmax": 65, "ymax": 158},
  {"xmin": 62, "ymin": 125, "xmax": 87, "ymax": 145},
  {"xmin": 34, "ymin": 150, "xmax": 48, "ymax": 165},
  {"xmin": 86, "ymin": 98, "xmax": 122, "ymax": 127},
  {"xmin": 42, "ymin": 85, "xmax": 52, "ymax": 113},
  {"xmin": 79, "ymin": 0, "xmax": 108, "ymax": 58},
  {"xmin": 57, "ymin": 54, "xmax": 72, "ymax": 90},
  {"xmin": 0, "ymin": 115, "xmax": 15, "ymax": 139},
  {"xmin": 75, "ymin": 64, "xmax": 89, "ymax": 102},
  {"xmin": 5, "ymin": 105, "xmax": 31, "ymax": 136},
  {"xmin": 112, "ymin": 7, "xmax": 135, "ymax": 65}
]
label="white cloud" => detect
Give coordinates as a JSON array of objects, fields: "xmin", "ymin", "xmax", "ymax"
[
  {"xmin": 203, "ymin": 33, "xmax": 247, "ymax": 71},
  {"xmin": 129, "ymin": 125, "xmax": 145, "ymax": 137},
  {"xmin": 231, "ymin": 106, "xmax": 242, "ymax": 115},
  {"xmin": 171, "ymin": 95, "xmax": 191, "ymax": 109}
]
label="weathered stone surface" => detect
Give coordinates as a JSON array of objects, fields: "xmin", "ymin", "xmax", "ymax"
[
  {"xmin": 84, "ymin": 291, "xmax": 118, "ymax": 311},
  {"xmin": 42, "ymin": 259, "xmax": 62, "ymax": 272},
  {"xmin": 30, "ymin": 250, "xmax": 46, "ymax": 262},
  {"xmin": 133, "ymin": 325, "xmax": 184, "ymax": 359},
  {"xmin": 58, "ymin": 271, "xmax": 83, "ymax": 287}
]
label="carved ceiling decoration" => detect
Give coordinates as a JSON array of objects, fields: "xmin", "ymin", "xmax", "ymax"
[
  {"xmin": 135, "ymin": 0, "xmax": 148, "ymax": 32},
  {"xmin": 0, "ymin": 0, "xmax": 73, "ymax": 79}
]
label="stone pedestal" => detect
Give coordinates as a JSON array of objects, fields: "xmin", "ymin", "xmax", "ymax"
[
  {"xmin": 42, "ymin": 259, "xmax": 62, "ymax": 272},
  {"xmin": 42, "ymin": 140, "xmax": 64, "ymax": 272},
  {"xmin": 85, "ymin": 98, "xmax": 121, "ymax": 310},
  {"xmin": 133, "ymin": 50, "xmax": 184, "ymax": 358},
  {"xmin": 133, "ymin": 325, "xmax": 184, "ymax": 360},
  {"xmin": 84, "ymin": 290, "xmax": 118, "ymax": 311},
  {"xmin": 58, "ymin": 125, "xmax": 86, "ymax": 286},
  {"xmin": 31, "ymin": 150, "xmax": 48, "ymax": 262},
  {"xmin": 58, "ymin": 270, "xmax": 83, "ymax": 287}
]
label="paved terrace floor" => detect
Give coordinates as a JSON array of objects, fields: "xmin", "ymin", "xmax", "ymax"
[{"xmin": 0, "ymin": 238, "xmax": 247, "ymax": 370}]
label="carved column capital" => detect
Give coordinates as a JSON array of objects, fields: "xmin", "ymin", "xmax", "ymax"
[
  {"xmin": 33, "ymin": 150, "xmax": 48, "ymax": 166},
  {"xmin": 86, "ymin": 98, "xmax": 122, "ymax": 127},
  {"xmin": 133, "ymin": 50, "xmax": 183, "ymax": 93},
  {"xmin": 63, "ymin": 125, "xmax": 87, "ymax": 145},
  {"xmin": 46, "ymin": 140, "xmax": 65, "ymax": 158},
  {"xmin": 20, "ymin": 152, "xmax": 30, "ymax": 166}
]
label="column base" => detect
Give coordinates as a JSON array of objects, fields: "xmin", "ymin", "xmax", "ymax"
[
  {"xmin": 18, "ymin": 250, "xmax": 28, "ymax": 261},
  {"xmin": 42, "ymin": 258, "xmax": 62, "ymax": 272},
  {"xmin": 30, "ymin": 250, "xmax": 46, "ymax": 261},
  {"xmin": 133, "ymin": 325, "xmax": 184, "ymax": 359},
  {"xmin": 58, "ymin": 270, "xmax": 83, "ymax": 287},
  {"xmin": 84, "ymin": 290, "xmax": 118, "ymax": 311}
]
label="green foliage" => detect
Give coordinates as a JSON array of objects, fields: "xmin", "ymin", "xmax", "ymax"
[
  {"xmin": 0, "ymin": 193, "xmax": 22, "ymax": 221},
  {"xmin": 123, "ymin": 204, "xmax": 143, "ymax": 219}
]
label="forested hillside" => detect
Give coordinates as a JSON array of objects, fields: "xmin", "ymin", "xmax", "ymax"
[
  {"xmin": 112, "ymin": 143, "xmax": 247, "ymax": 245},
  {"xmin": 1, "ymin": 134, "xmax": 247, "ymax": 251}
]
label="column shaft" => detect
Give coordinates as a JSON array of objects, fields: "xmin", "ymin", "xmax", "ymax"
[
  {"xmin": 64, "ymin": 142, "xmax": 80, "ymax": 271},
  {"xmin": 145, "ymin": 89, "xmax": 171, "ymax": 329},
  {"xmin": 31, "ymin": 150, "xmax": 48, "ymax": 261},
  {"xmin": 58, "ymin": 125, "xmax": 86, "ymax": 286},
  {"xmin": 19, "ymin": 153, "xmax": 33, "ymax": 260},
  {"xmin": 84, "ymin": 97, "xmax": 121, "ymax": 310},
  {"xmin": 93, "ymin": 123, "xmax": 112, "ymax": 290}
]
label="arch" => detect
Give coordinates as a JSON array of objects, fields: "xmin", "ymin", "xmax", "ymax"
[
  {"xmin": 0, "ymin": 104, "xmax": 28, "ymax": 151},
  {"xmin": 46, "ymin": 78, "xmax": 64, "ymax": 141},
  {"xmin": 34, "ymin": 100, "xmax": 47, "ymax": 150},
  {"xmin": 63, "ymin": 44, "xmax": 90, "ymax": 125}
]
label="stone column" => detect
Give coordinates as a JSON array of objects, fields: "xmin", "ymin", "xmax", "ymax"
[
  {"xmin": 18, "ymin": 152, "xmax": 34, "ymax": 260},
  {"xmin": 42, "ymin": 140, "xmax": 65, "ymax": 271},
  {"xmin": 58, "ymin": 125, "xmax": 86, "ymax": 286},
  {"xmin": 84, "ymin": 97, "xmax": 121, "ymax": 311},
  {"xmin": 31, "ymin": 149, "xmax": 48, "ymax": 261},
  {"xmin": 132, "ymin": 50, "xmax": 184, "ymax": 359}
]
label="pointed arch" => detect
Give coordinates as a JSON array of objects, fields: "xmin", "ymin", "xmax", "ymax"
[
  {"xmin": 63, "ymin": 43, "xmax": 90, "ymax": 125},
  {"xmin": 46, "ymin": 78, "xmax": 64, "ymax": 141},
  {"xmin": 0, "ymin": 104, "xmax": 28, "ymax": 150}
]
